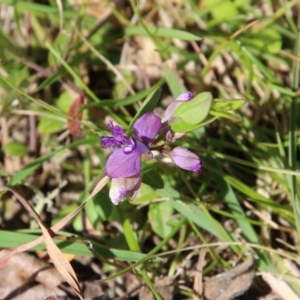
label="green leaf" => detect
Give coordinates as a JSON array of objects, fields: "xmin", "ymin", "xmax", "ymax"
[
  {"xmin": 142, "ymin": 167, "xmax": 164, "ymax": 189},
  {"xmin": 0, "ymin": 230, "xmax": 161, "ymax": 262},
  {"xmin": 131, "ymin": 184, "xmax": 159, "ymax": 204},
  {"xmin": 212, "ymin": 99, "xmax": 246, "ymax": 111},
  {"xmin": 0, "ymin": 1, "xmax": 77, "ymax": 18},
  {"xmin": 163, "ymin": 66, "xmax": 185, "ymax": 97},
  {"xmin": 171, "ymin": 115, "xmax": 216, "ymax": 133},
  {"xmin": 8, "ymin": 137, "xmax": 97, "ymax": 186},
  {"xmin": 112, "ymin": 69, "xmax": 135, "ymax": 99},
  {"xmin": 48, "ymin": 30, "xmax": 71, "ymax": 66},
  {"xmin": 3, "ymin": 141, "xmax": 28, "ymax": 156},
  {"xmin": 173, "ymin": 92, "xmax": 212, "ymax": 124},
  {"xmin": 126, "ymin": 86, "xmax": 162, "ymax": 135},
  {"xmin": 170, "ymin": 200, "xmax": 233, "ymax": 241},
  {"xmin": 203, "ymin": 0, "xmax": 239, "ymax": 21},
  {"xmin": 38, "ymin": 68, "xmax": 67, "ymax": 91},
  {"xmin": 77, "ymin": 81, "xmax": 164, "ymax": 112},
  {"xmin": 9, "ymin": 149, "xmax": 61, "ymax": 186},
  {"xmin": 55, "ymin": 91, "xmax": 74, "ymax": 113},
  {"xmin": 240, "ymin": 28, "xmax": 282, "ymax": 54},
  {"xmin": 94, "ymin": 192, "xmax": 112, "ymax": 221},
  {"xmin": 125, "ymin": 27, "xmax": 201, "ymax": 41},
  {"xmin": 38, "ymin": 116, "xmax": 64, "ymax": 134},
  {"xmin": 210, "ymin": 110, "xmax": 242, "ymax": 121},
  {"xmin": 0, "ymin": 27, "xmax": 25, "ymax": 58},
  {"xmin": 156, "ymin": 183, "xmax": 180, "ymax": 198},
  {"xmin": 148, "ymin": 202, "xmax": 175, "ymax": 238}
]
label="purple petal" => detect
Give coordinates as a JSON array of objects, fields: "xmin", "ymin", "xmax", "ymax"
[
  {"xmin": 107, "ymin": 120, "xmax": 125, "ymax": 137},
  {"xmin": 169, "ymin": 146, "xmax": 202, "ymax": 172},
  {"xmin": 109, "ymin": 174, "xmax": 141, "ymax": 205},
  {"xmin": 100, "ymin": 121, "xmax": 129, "ymax": 149},
  {"xmin": 174, "ymin": 132, "xmax": 186, "ymax": 140},
  {"xmin": 176, "ymin": 91, "xmax": 194, "ymax": 101},
  {"xmin": 133, "ymin": 112, "xmax": 162, "ymax": 145},
  {"xmin": 163, "ymin": 101, "xmax": 182, "ymax": 122},
  {"xmin": 163, "ymin": 91, "xmax": 194, "ymax": 122},
  {"xmin": 100, "ymin": 134, "xmax": 128, "ymax": 148},
  {"xmin": 105, "ymin": 148, "xmax": 142, "ymax": 178}
]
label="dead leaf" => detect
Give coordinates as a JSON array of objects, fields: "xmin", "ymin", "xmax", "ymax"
[
  {"xmin": 41, "ymin": 225, "xmax": 82, "ymax": 298},
  {"xmin": 0, "ymin": 176, "xmax": 109, "ymax": 269},
  {"xmin": 0, "ymin": 250, "xmax": 65, "ymax": 300},
  {"xmin": 193, "ymin": 249, "xmax": 207, "ymax": 300},
  {"xmin": 203, "ymin": 256, "xmax": 254, "ymax": 300},
  {"xmin": 67, "ymin": 93, "xmax": 84, "ymax": 137},
  {"xmin": 261, "ymin": 272, "xmax": 299, "ymax": 300},
  {"xmin": 0, "ymin": 177, "xmax": 110, "ymax": 299},
  {"xmin": 0, "ymin": 187, "xmax": 84, "ymax": 299},
  {"xmin": 76, "ymin": 0, "xmax": 110, "ymax": 18}
]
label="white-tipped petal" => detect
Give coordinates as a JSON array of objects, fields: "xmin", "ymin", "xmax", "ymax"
[{"xmin": 109, "ymin": 174, "xmax": 141, "ymax": 205}]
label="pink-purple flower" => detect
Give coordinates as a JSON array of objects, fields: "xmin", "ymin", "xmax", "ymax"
[{"xmin": 100, "ymin": 92, "xmax": 203, "ymax": 205}]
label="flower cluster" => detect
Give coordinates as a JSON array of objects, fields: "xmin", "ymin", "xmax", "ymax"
[{"xmin": 100, "ymin": 92, "xmax": 203, "ymax": 205}]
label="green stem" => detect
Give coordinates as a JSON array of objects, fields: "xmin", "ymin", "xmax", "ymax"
[
  {"xmin": 289, "ymin": 8, "xmax": 300, "ymax": 235},
  {"xmin": 101, "ymin": 217, "xmax": 186, "ymax": 282}
]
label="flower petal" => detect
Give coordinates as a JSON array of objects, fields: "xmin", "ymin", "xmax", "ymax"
[
  {"xmin": 109, "ymin": 174, "xmax": 141, "ymax": 205},
  {"xmin": 163, "ymin": 92, "xmax": 194, "ymax": 122},
  {"xmin": 176, "ymin": 91, "xmax": 194, "ymax": 101},
  {"xmin": 107, "ymin": 120, "xmax": 126, "ymax": 137},
  {"xmin": 100, "ymin": 121, "xmax": 129, "ymax": 149},
  {"xmin": 169, "ymin": 146, "xmax": 202, "ymax": 172},
  {"xmin": 163, "ymin": 101, "xmax": 182, "ymax": 122},
  {"xmin": 105, "ymin": 148, "xmax": 141, "ymax": 178},
  {"xmin": 133, "ymin": 112, "xmax": 162, "ymax": 145}
]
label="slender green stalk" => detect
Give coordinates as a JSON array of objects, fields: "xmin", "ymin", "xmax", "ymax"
[
  {"xmin": 101, "ymin": 218, "xmax": 186, "ymax": 282},
  {"xmin": 289, "ymin": 7, "xmax": 300, "ymax": 236},
  {"xmin": 129, "ymin": 0, "xmax": 169, "ymax": 60},
  {"xmin": 278, "ymin": 0, "xmax": 297, "ymax": 33},
  {"xmin": 121, "ymin": 210, "xmax": 162, "ymax": 299},
  {"xmin": 45, "ymin": 42, "xmax": 127, "ymax": 127}
]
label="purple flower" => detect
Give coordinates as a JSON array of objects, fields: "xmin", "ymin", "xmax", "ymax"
[
  {"xmin": 166, "ymin": 146, "xmax": 202, "ymax": 172},
  {"xmin": 100, "ymin": 92, "xmax": 202, "ymax": 205},
  {"xmin": 103, "ymin": 113, "xmax": 161, "ymax": 179},
  {"xmin": 100, "ymin": 113, "xmax": 162, "ymax": 204}
]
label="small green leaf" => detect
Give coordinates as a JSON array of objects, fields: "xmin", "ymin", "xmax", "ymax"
[
  {"xmin": 173, "ymin": 92, "xmax": 212, "ymax": 124},
  {"xmin": 156, "ymin": 183, "xmax": 180, "ymax": 198},
  {"xmin": 126, "ymin": 86, "xmax": 162, "ymax": 135},
  {"xmin": 91, "ymin": 191, "xmax": 112, "ymax": 223},
  {"xmin": 131, "ymin": 184, "xmax": 159, "ymax": 204},
  {"xmin": 55, "ymin": 91, "xmax": 74, "ymax": 113},
  {"xmin": 3, "ymin": 141, "xmax": 28, "ymax": 156},
  {"xmin": 38, "ymin": 116, "xmax": 64, "ymax": 134},
  {"xmin": 170, "ymin": 200, "xmax": 233, "ymax": 241},
  {"xmin": 212, "ymin": 99, "xmax": 246, "ymax": 111},
  {"xmin": 240, "ymin": 28, "xmax": 282, "ymax": 54},
  {"xmin": 0, "ymin": 230, "xmax": 161, "ymax": 261},
  {"xmin": 164, "ymin": 66, "xmax": 185, "ymax": 97},
  {"xmin": 48, "ymin": 30, "xmax": 71, "ymax": 66},
  {"xmin": 77, "ymin": 82, "xmax": 163, "ymax": 112},
  {"xmin": 112, "ymin": 69, "xmax": 135, "ymax": 99},
  {"xmin": 38, "ymin": 68, "xmax": 66, "ymax": 91},
  {"xmin": 203, "ymin": 0, "xmax": 239, "ymax": 21},
  {"xmin": 171, "ymin": 115, "xmax": 216, "ymax": 133},
  {"xmin": 125, "ymin": 27, "xmax": 201, "ymax": 41},
  {"xmin": 148, "ymin": 202, "xmax": 175, "ymax": 238},
  {"xmin": 142, "ymin": 167, "xmax": 164, "ymax": 189},
  {"xmin": 210, "ymin": 110, "xmax": 242, "ymax": 121}
]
